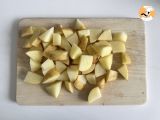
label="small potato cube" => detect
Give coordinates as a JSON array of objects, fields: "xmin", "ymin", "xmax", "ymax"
[
  {"xmin": 112, "ymin": 32, "xmax": 127, "ymax": 42},
  {"xmin": 79, "ymin": 36, "xmax": 88, "ymax": 51},
  {"xmin": 79, "ymin": 55, "xmax": 93, "ymax": 71},
  {"xmin": 26, "ymin": 49, "xmax": 42, "ymax": 62},
  {"xmin": 62, "ymin": 28, "xmax": 73, "ymax": 38},
  {"xmin": 110, "ymin": 41, "xmax": 126, "ymax": 53},
  {"xmin": 70, "ymin": 44, "xmax": 82, "ymax": 60},
  {"xmin": 41, "ymin": 59, "xmax": 55, "ymax": 75},
  {"xmin": 74, "ymin": 75, "xmax": 87, "ymax": 90},
  {"xmin": 39, "ymin": 27, "xmax": 54, "ymax": 42},
  {"xmin": 51, "ymin": 50, "xmax": 68, "ymax": 61},
  {"xmin": 121, "ymin": 53, "xmax": 131, "ymax": 64},
  {"xmin": 67, "ymin": 65, "xmax": 79, "ymax": 82},
  {"xmin": 21, "ymin": 26, "xmax": 34, "ymax": 37},
  {"xmin": 55, "ymin": 61, "xmax": 67, "ymax": 73},
  {"xmin": 78, "ymin": 29, "xmax": 90, "ymax": 38},
  {"xmin": 88, "ymin": 87, "xmax": 102, "ymax": 103},
  {"xmin": 99, "ymin": 54, "xmax": 113, "ymax": 70},
  {"xmin": 118, "ymin": 65, "xmax": 128, "ymax": 80},
  {"xmin": 82, "ymin": 64, "xmax": 95, "ymax": 74},
  {"xmin": 30, "ymin": 59, "xmax": 41, "ymax": 72},
  {"xmin": 106, "ymin": 70, "xmax": 118, "ymax": 82},
  {"xmin": 61, "ymin": 37, "xmax": 71, "ymax": 51},
  {"xmin": 74, "ymin": 19, "xmax": 86, "ymax": 30},
  {"xmin": 86, "ymin": 73, "xmax": 96, "ymax": 85},
  {"xmin": 95, "ymin": 63, "xmax": 106, "ymax": 77},
  {"xmin": 64, "ymin": 81, "xmax": 74, "ymax": 93},
  {"xmin": 52, "ymin": 33, "xmax": 61, "ymax": 46},
  {"xmin": 97, "ymin": 77, "xmax": 106, "ymax": 89},
  {"xmin": 89, "ymin": 29, "xmax": 102, "ymax": 43},
  {"xmin": 98, "ymin": 29, "xmax": 112, "ymax": 41},
  {"xmin": 67, "ymin": 33, "xmax": 79, "ymax": 45}
]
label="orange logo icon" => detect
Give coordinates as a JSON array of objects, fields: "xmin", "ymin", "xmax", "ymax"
[{"xmin": 139, "ymin": 6, "xmax": 155, "ymax": 21}]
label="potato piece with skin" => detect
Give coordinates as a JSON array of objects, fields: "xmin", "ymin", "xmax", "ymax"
[
  {"xmin": 74, "ymin": 19, "xmax": 86, "ymax": 30},
  {"xmin": 64, "ymin": 81, "xmax": 74, "ymax": 93},
  {"xmin": 41, "ymin": 59, "xmax": 55, "ymax": 75},
  {"xmin": 43, "ymin": 68, "xmax": 60, "ymax": 84},
  {"xmin": 45, "ymin": 81, "xmax": 62, "ymax": 98},
  {"xmin": 88, "ymin": 87, "xmax": 102, "ymax": 103},
  {"xmin": 39, "ymin": 27, "xmax": 54, "ymax": 42},
  {"xmin": 89, "ymin": 29, "xmax": 102, "ymax": 43},
  {"xmin": 79, "ymin": 55, "xmax": 93, "ymax": 71},
  {"xmin": 62, "ymin": 28, "xmax": 73, "ymax": 38},
  {"xmin": 122, "ymin": 53, "xmax": 131, "ymax": 64},
  {"xmin": 95, "ymin": 63, "xmax": 106, "ymax": 77},
  {"xmin": 50, "ymin": 50, "xmax": 68, "ymax": 61},
  {"xmin": 52, "ymin": 33, "xmax": 61, "ymax": 46},
  {"xmin": 112, "ymin": 32, "xmax": 127, "ymax": 42},
  {"xmin": 67, "ymin": 65, "xmax": 79, "ymax": 82},
  {"xmin": 118, "ymin": 65, "xmax": 128, "ymax": 80},
  {"xmin": 78, "ymin": 29, "xmax": 90, "ymax": 38},
  {"xmin": 99, "ymin": 54, "xmax": 113, "ymax": 70},
  {"xmin": 82, "ymin": 64, "xmax": 95, "ymax": 74},
  {"xmin": 21, "ymin": 26, "xmax": 34, "ymax": 37},
  {"xmin": 70, "ymin": 44, "xmax": 82, "ymax": 60},
  {"xmin": 106, "ymin": 70, "xmax": 118, "ymax": 82},
  {"xmin": 30, "ymin": 59, "xmax": 41, "ymax": 72},
  {"xmin": 97, "ymin": 77, "xmax": 106, "ymax": 89},
  {"xmin": 110, "ymin": 41, "xmax": 126, "ymax": 53},
  {"xmin": 26, "ymin": 49, "xmax": 42, "ymax": 62},
  {"xmin": 57, "ymin": 70, "xmax": 69, "ymax": 81},
  {"xmin": 55, "ymin": 61, "xmax": 67, "ymax": 73},
  {"xmin": 79, "ymin": 36, "xmax": 88, "ymax": 51},
  {"xmin": 24, "ymin": 71, "xmax": 43, "ymax": 84},
  {"xmin": 98, "ymin": 29, "xmax": 112, "ymax": 41},
  {"xmin": 67, "ymin": 33, "xmax": 79, "ymax": 45},
  {"xmin": 86, "ymin": 73, "xmax": 96, "ymax": 85},
  {"xmin": 61, "ymin": 37, "xmax": 71, "ymax": 51},
  {"xmin": 74, "ymin": 75, "xmax": 87, "ymax": 90}
]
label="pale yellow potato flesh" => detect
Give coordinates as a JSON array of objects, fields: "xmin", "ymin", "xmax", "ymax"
[
  {"xmin": 52, "ymin": 33, "xmax": 61, "ymax": 46},
  {"xmin": 99, "ymin": 54, "xmax": 113, "ymax": 70},
  {"xmin": 74, "ymin": 75, "xmax": 87, "ymax": 90},
  {"xmin": 67, "ymin": 33, "xmax": 79, "ymax": 45},
  {"xmin": 39, "ymin": 27, "xmax": 54, "ymax": 42},
  {"xmin": 88, "ymin": 87, "xmax": 102, "ymax": 103},
  {"xmin": 98, "ymin": 29, "xmax": 112, "ymax": 41},
  {"xmin": 64, "ymin": 81, "xmax": 74, "ymax": 93},
  {"xmin": 86, "ymin": 73, "xmax": 96, "ymax": 85},
  {"xmin": 62, "ymin": 28, "xmax": 73, "ymax": 38},
  {"xmin": 41, "ymin": 59, "xmax": 55, "ymax": 75},
  {"xmin": 106, "ymin": 70, "xmax": 118, "ymax": 82},
  {"xmin": 110, "ymin": 41, "xmax": 126, "ymax": 53},
  {"xmin": 70, "ymin": 44, "xmax": 82, "ymax": 60},
  {"xmin": 118, "ymin": 65, "xmax": 128, "ymax": 80},
  {"xmin": 121, "ymin": 53, "xmax": 131, "ymax": 64},
  {"xmin": 79, "ymin": 55, "xmax": 93, "ymax": 71},
  {"xmin": 30, "ymin": 59, "xmax": 41, "ymax": 72},
  {"xmin": 112, "ymin": 32, "xmax": 127, "ymax": 42},
  {"xmin": 74, "ymin": 19, "xmax": 86, "ymax": 30},
  {"xmin": 89, "ymin": 29, "xmax": 102, "ymax": 43},
  {"xmin": 21, "ymin": 26, "xmax": 34, "ymax": 37},
  {"xmin": 67, "ymin": 65, "xmax": 79, "ymax": 82}
]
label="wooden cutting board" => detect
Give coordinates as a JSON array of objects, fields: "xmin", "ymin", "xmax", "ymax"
[{"xmin": 16, "ymin": 18, "xmax": 146, "ymax": 105}]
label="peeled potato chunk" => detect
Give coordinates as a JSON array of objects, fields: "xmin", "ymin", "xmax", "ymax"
[
  {"xmin": 21, "ymin": 26, "xmax": 34, "ymax": 37},
  {"xmin": 121, "ymin": 53, "xmax": 131, "ymax": 64},
  {"xmin": 57, "ymin": 70, "xmax": 69, "ymax": 81},
  {"xmin": 74, "ymin": 19, "xmax": 86, "ymax": 30},
  {"xmin": 86, "ymin": 73, "xmax": 96, "ymax": 85},
  {"xmin": 67, "ymin": 65, "xmax": 79, "ymax": 82},
  {"xmin": 41, "ymin": 59, "xmax": 55, "ymax": 75},
  {"xmin": 82, "ymin": 64, "xmax": 95, "ymax": 74},
  {"xmin": 61, "ymin": 37, "xmax": 71, "ymax": 51},
  {"xmin": 98, "ymin": 29, "xmax": 112, "ymax": 41},
  {"xmin": 72, "ymin": 58, "xmax": 80, "ymax": 65},
  {"xmin": 118, "ymin": 65, "xmax": 128, "ymax": 80},
  {"xmin": 52, "ymin": 33, "xmax": 61, "ymax": 46},
  {"xmin": 67, "ymin": 33, "xmax": 79, "ymax": 45},
  {"xmin": 55, "ymin": 61, "xmax": 67, "ymax": 73},
  {"xmin": 95, "ymin": 63, "xmax": 106, "ymax": 77},
  {"xmin": 43, "ymin": 45, "xmax": 57, "ymax": 58},
  {"xmin": 45, "ymin": 81, "xmax": 62, "ymax": 98},
  {"xmin": 87, "ymin": 44, "xmax": 96, "ymax": 55},
  {"xmin": 74, "ymin": 75, "xmax": 87, "ymax": 90},
  {"xmin": 30, "ymin": 59, "xmax": 41, "ymax": 72},
  {"xmin": 79, "ymin": 36, "xmax": 88, "ymax": 51},
  {"xmin": 51, "ymin": 50, "xmax": 68, "ymax": 61},
  {"xmin": 78, "ymin": 29, "xmax": 90, "ymax": 38},
  {"xmin": 43, "ymin": 68, "xmax": 60, "ymax": 84},
  {"xmin": 88, "ymin": 87, "xmax": 102, "ymax": 103},
  {"xmin": 79, "ymin": 55, "xmax": 93, "ymax": 71},
  {"xmin": 106, "ymin": 70, "xmax": 118, "ymax": 82},
  {"xmin": 62, "ymin": 28, "xmax": 73, "ymax": 38},
  {"xmin": 89, "ymin": 29, "xmax": 102, "ymax": 43},
  {"xmin": 110, "ymin": 41, "xmax": 126, "ymax": 53},
  {"xmin": 70, "ymin": 44, "xmax": 82, "ymax": 60},
  {"xmin": 99, "ymin": 54, "xmax": 113, "ymax": 70},
  {"xmin": 39, "ymin": 27, "xmax": 54, "ymax": 42},
  {"xmin": 26, "ymin": 49, "xmax": 42, "ymax": 62},
  {"xmin": 97, "ymin": 77, "xmax": 106, "ymax": 89},
  {"xmin": 112, "ymin": 32, "xmax": 127, "ymax": 42},
  {"xmin": 64, "ymin": 81, "xmax": 74, "ymax": 93},
  {"xmin": 24, "ymin": 71, "xmax": 43, "ymax": 84}
]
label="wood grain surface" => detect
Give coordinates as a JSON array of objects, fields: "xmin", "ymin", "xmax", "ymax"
[{"xmin": 16, "ymin": 18, "xmax": 146, "ymax": 105}]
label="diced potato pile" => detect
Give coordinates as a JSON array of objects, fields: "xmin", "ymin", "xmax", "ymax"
[{"xmin": 21, "ymin": 19, "xmax": 131, "ymax": 104}]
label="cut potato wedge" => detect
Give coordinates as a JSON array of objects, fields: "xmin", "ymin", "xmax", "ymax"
[
  {"xmin": 86, "ymin": 73, "xmax": 96, "ymax": 85},
  {"xmin": 74, "ymin": 75, "xmax": 87, "ymax": 90},
  {"xmin": 106, "ymin": 70, "xmax": 118, "ymax": 82},
  {"xmin": 54, "ymin": 24, "xmax": 63, "ymax": 34},
  {"xmin": 110, "ymin": 41, "xmax": 126, "ymax": 53},
  {"xmin": 62, "ymin": 28, "xmax": 73, "ymax": 38},
  {"xmin": 118, "ymin": 65, "xmax": 128, "ymax": 80},
  {"xmin": 89, "ymin": 29, "xmax": 102, "ymax": 43},
  {"xmin": 61, "ymin": 57, "xmax": 70, "ymax": 65},
  {"xmin": 41, "ymin": 59, "xmax": 55, "ymax": 75},
  {"xmin": 57, "ymin": 70, "xmax": 69, "ymax": 81},
  {"xmin": 61, "ymin": 37, "xmax": 71, "ymax": 51},
  {"xmin": 55, "ymin": 61, "xmax": 67, "ymax": 73},
  {"xmin": 52, "ymin": 33, "xmax": 61, "ymax": 46},
  {"xmin": 79, "ymin": 36, "xmax": 88, "ymax": 51},
  {"xmin": 74, "ymin": 19, "xmax": 86, "ymax": 30},
  {"xmin": 26, "ymin": 50, "xmax": 42, "ymax": 62},
  {"xmin": 99, "ymin": 54, "xmax": 113, "ymax": 70},
  {"xmin": 72, "ymin": 58, "xmax": 80, "ymax": 65},
  {"xmin": 97, "ymin": 77, "xmax": 106, "ymax": 89},
  {"xmin": 95, "ymin": 63, "xmax": 106, "ymax": 77},
  {"xmin": 112, "ymin": 32, "xmax": 127, "ymax": 42},
  {"xmin": 88, "ymin": 87, "xmax": 102, "ymax": 103},
  {"xmin": 43, "ymin": 68, "xmax": 60, "ymax": 84},
  {"xmin": 121, "ymin": 53, "xmax": 131, "ymax": 64},
  {"xmin": 21, "ymin": 26, "xmax": 34, "ymax": 37},
  {"xmin": 50, "ymin": 50, "xmax": 68, "ymax": 61},
  {"xmin": 70, "ymin": 44, "xmax": 82, "ymax": 60},
  {"xmin": 79, "ymin": 55, "xmax": 93, "ymax": 71},
  {"xmin": 39, "ymin": 27, "xmax": 54, "ymax": 42},
  {"xmin": 45, "ymin": 81, "xmax": 62, "ymax": 98},
  {"xmin": 67, "ymin": 33, "xmax": 79, "ymax": 45},
  {"xmin": 24, "ymin": 71, "xmax": 43, "ymax": 84},
  {"xmin": 64, "ymin": 81, "xmax": 74, "ymax": 93},
  {"xmin": 82, "ymin": 64, "xmax": 95, "ymax": 74},
  {"xmin": 42, "ymin": 42, "xmax": 50, "ymax": 49},
  {"xmin": 98, "ymin": 29, "xmax": 112, "ymax": 41},
  {"xmin": 78, "ymin": 29, "xmax": 90, "ymax": 38},
  {"xmin": 87, "ymin": 44, "xmax": 96, "ymax": 55},
  {"xmin": 30, "ymin": 59, "xmax": 41, "ymax": 72},
  {"xmin": 67, "ymin": 65, "xmax": 79, "ymax": 82},
  {"xmin": 43, "ymin": 45, "xmax": 57, "ymax": 58}
]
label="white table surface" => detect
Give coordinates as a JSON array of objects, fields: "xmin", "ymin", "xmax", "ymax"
[{"xmin": 0, "ymin": 0, "xmax": 160, "ymax": 120}]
